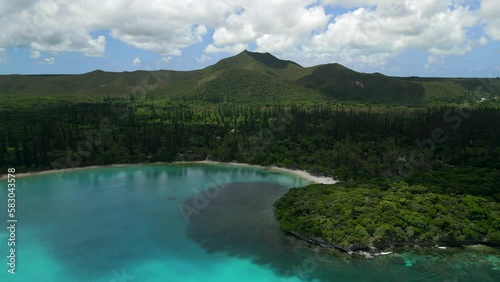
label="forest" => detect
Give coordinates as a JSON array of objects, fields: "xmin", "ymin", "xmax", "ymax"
[
  {"xmin": 274, "ymin": 181, "xmax": 500, "ymax": 251},
  {"xmin": 1, "ymin": 97, "xmax": 499, "ymax": 180},
  {"xmin": 1, "ymin": 52, "xmax": 499, "ymax": 252}
]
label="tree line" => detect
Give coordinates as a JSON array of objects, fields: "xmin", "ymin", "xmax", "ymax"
[{"xmin": 0, "ymin": 100, "xmax": 499, "ymax": 183}]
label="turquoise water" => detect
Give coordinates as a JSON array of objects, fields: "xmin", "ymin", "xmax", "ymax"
[{"xmin": 1, "ymin": 164, "xmax": 499, "ymax": 282}]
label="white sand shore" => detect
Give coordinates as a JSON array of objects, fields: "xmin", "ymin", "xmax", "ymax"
[
  {"xmin": 0, "ymin": 165, "xmax": 126, "ymax": 180},
  {"xmin": 0, "ymin": 161, "xmax": 339, "ymax": 184},
  {"xmin": 268, "ymin": 166, "xmax": 338, "ymax": 184},
  {"xmin": 174, "ymin": 160, "xmax": 339, "ymax": 184}
]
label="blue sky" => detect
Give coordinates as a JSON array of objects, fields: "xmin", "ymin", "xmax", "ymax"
[{"xmin": 0, "ymin": 0, "xmax": 498, "ymax": 77}]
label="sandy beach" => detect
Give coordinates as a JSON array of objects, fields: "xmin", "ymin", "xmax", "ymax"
[
  {"xmin": 0, "ymin": 161, "xmax": 338, "ymax": 184},
  {"xmin": 0, "ymin": 164, "xmax": 125, "ymax": 180},
  {"xmin": 174, "ymin": 160, "xmax": 338, "ymax": 184}
]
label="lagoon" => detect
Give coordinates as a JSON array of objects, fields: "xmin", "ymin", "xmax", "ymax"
[{"xmin": 1, "ymin": 164, "xmax": 499, "ymax": 281}]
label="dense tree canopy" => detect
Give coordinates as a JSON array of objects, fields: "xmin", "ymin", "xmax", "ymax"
[
  {"xmin": 1, "ymin": 94, "xmax": 499, "ymax": 253},
  {"xmin": 1, "ymin": 98, "xmax": 499, "ymax": 180},
  {"xmin": 275, "ymin": 182, "xmax": 500, "ymax": 251}
]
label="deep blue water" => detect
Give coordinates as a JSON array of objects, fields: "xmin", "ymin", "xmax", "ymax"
[{"xmin": 0, "ymin": 164, "xmax": 499, "ymax": 282}]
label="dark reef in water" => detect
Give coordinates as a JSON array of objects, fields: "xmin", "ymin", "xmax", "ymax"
[
  {"xmin": 184, "ymin": 182, "xmax": 342, "ymax": 279},
  {"xmin": 185, "ymin": 182, "xmax": 292, "ymax": 258},
  {"xmin": 183, "ymin": 181, "xmax": 500, "ymax": 281}
]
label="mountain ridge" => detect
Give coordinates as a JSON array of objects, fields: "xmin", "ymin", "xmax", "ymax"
[{"xmin": 1, "ymin": 50, "xmax": 499, "ymax": 105}]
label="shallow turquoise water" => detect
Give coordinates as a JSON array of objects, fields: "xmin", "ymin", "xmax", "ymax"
[{"xmin": 0, "ymin": 164, "xmax": 499, "ymax": 282}]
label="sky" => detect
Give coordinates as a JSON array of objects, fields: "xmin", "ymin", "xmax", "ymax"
[{"xmin": 0, "ymin": 0, "xmax": 499, "ymax": 77}]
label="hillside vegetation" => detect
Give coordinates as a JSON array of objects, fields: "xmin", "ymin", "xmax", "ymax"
[{"xmin": 1, "ymin": 50, "xmax": 499, "ymax": 105}]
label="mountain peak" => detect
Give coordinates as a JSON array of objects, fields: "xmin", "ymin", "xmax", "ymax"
[
  {"xmin": 245, "ymin": 51, "xmax": 302, "ymax": 69},
  {"xmin": 213, "ymin": 50, "xmax": 302, "ymax": 71}
]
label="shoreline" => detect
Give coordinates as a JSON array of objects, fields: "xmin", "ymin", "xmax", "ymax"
[
  {"xmin": 0, "ymin": 161, "xmax": 338, "ymax": 184},
  {"xmin": 0, "ymin": 164, "xmax": 126, "ymax": 180},
  {"xmin": 173, "ymin": 160, "xmax": 338, "ymax": 184},
  {"xmin": 285, "ymin": 230, "xmax": 499, "ymax": 259}
]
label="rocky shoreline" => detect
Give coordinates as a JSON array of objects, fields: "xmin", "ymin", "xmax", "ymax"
[{"xmin": 285, "ymin": 230, "xmax": 499, "ymax": 259}]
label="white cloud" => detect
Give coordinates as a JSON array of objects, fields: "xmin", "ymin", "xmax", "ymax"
[
  {"xmin": 479, "ymin": 0, "xmax": 500, "ymax": 40},
  {"xmin": 255, "ymin": 34, "xmax": 296, "ymax": 54},
  {"xmin": 205, "ymin": 43, "xmax": 248, "ymax": 54},
  {"xmin": 194, "ymin": 54, "xmax": 211, "ymax": 63},
  {"xmin": 209, "ymin": 0, "xmax": 330, "ymax": 54},
  {"xmin": 0, "ymin": 0, "xmax": 230, "ymax": 57},
  {"xmin": 0, "ymin": 1, "xmax": 107, "ymax": 56},
  {"xmin": 30, "ymin": 50, "xmax": 41, "ymax": 58},
  {"xmin": 132, "ymin": 57, "xmax": 141, "ymax": 66},
  {"xmin": 29, "ymin": 35, "xmax": 107, "ymax": 57},
  {"xmin": 303, "ymin": 0, "xmax": 479, "ymax": 67},
  {"xmin": 103, "ymin": 2, "xmax": 229, "ymax": 56},
  {"xmin": 0, "ymin": 0, "xmax": 496, "ymax": 68},
  {"xmin": 161, "ymin": 56, "xmax": 172, "ymax": 64},
  {"xmin": 427, "ymin": 55, "xmax": 446, "ymax": 65},
  {"xmin": 321, "ymin": 0, "xmax": 381, "ymax": 9},
  {"xmin": 479, "ymin": 36, "xmax": 488, "ymax": 46},
  {"xmin": 42, "ymin": 57, "xmax": 55, "ymax": 65}
]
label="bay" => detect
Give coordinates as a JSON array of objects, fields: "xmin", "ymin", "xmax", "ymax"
[{"xmin": 0, "ymin": 164, "xmax": 499, "ymax": 282}]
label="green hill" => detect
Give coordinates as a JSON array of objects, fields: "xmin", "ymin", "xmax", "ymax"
[
  {"xmin": 297, "ymin": 64, "xmax": 425, "ymax": 104},
  {"xmin": 1, "ymin": 50, "xmax": 498, "ymax": 105}
]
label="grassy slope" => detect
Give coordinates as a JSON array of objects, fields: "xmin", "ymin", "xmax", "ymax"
[
  {"xmin": 297, "ymin": 64, "xmax": 425, "ymax": 104},
  {"xmin": 1, "ymin": 50, "xmax": 499, "ymax": 105}
]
